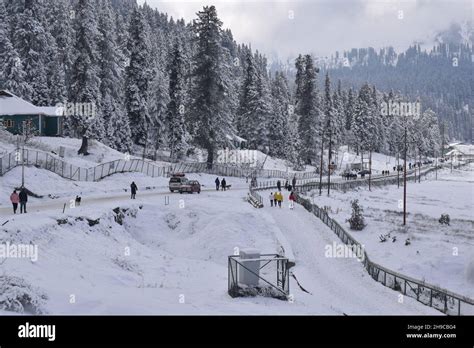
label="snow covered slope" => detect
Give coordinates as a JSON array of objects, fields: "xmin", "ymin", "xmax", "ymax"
[
  {"xmin": 303, "ymin": 164, "xmax": 474, "ymax": 299},
  {"xmin": 0, "ymin": 170, "xmax": 439, "ymax": 314}
]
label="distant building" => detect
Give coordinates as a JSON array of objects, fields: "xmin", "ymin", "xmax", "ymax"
[
  {"xmin": 348, "ymin": 161, "xmax": 369, "ymax": 171},
  {"xmin": 445, "ymin": 144, "xmax": 474, "ymax": 161},
  {"xmin": 0, "ymin": 90, "xmax": 63, "ymax": 136}
]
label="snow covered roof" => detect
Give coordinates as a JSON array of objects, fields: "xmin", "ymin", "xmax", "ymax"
[
  {"xmin": 0, "ymin": 90, "xmax": 60, "ymax": 117},
  {"xmin": 37, "ymin": 106, "xmax": 63, "ymax": 116},
  {"xmin": 445, "ymin": 149, "xmax": 465, "ymax": 156}
]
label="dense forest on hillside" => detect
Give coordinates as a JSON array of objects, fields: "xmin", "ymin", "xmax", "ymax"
[{"xmin": 0, "ymin": 0, "xmax": 452, "ymax": 169}]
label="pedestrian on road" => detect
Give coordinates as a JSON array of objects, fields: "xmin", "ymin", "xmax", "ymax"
[
  {"xmin": 276, "ymin": 191, "xmax": 283, "ymax": 208},
  {"xmin": 277, "ymin": 180, "xmax": 281, "ymax": 191},
  {"xmin": 130, "ymin": 182, "xmax": 138, "ymax": 199},
  {"xmin": 284, "ymin": 180, "xmax": 288, "ymax": 190},
  {"xmin": 10, "ymin": 190, "xmax": 19, "ymax": 214},
  {"xmin": 289, "ymin": 191, "xmax": 296, "ymax": 210},
  {"xmin": 273, "ymin": 192, "xmax": 278, "ymax": 207},
  {"xmin": 221, "ymin": 178, "xmax": 227, "ymax": 191},
  {"xmin": 269, "ymin": 192, "xmax": 274, "ymax": 207},
  {"xmin": 292, "ymin": 176, "xmax": 297, "ymax": 190},
  {"xmin": 215, "ymin": 177, "xmax": 220, "ymax": 191},
  {"xmin": 19, "ymin": 188, "xmax": 28, "ymax": 214}
]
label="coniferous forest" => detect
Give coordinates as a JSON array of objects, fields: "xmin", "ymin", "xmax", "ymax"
[{"xmin": 0, "ymin": 0, "xmax": 471, "ymax": 167}]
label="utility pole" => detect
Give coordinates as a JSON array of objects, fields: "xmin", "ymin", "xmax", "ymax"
[
  {"xmin": 327, "ymin": 127, "xmax": 332, "ymax": 196},
  {"xmin": 21, "ymin": 121, "xmax": 27, "ymax": 188},
  {"xmin": 319, "ymin": 129, "xmax": 324, "ymax": 196},
  {"xmin": 368, "ymin": 149, "xmax": 372, "ymax": 191},
  {"xmin": 403, "ymin": 126, "xmax": 407, "ymax": 226},
  {"xmin": 397, "ymin": 151, "xmax": 400, "ymax": 188},
  {"xmin": 414, "ymin": 148, "xmax": 417, "ymax": 183},
  {"xmin": 418, "ymin": 150, "xmax": 421, "ymax": 183},
  {"xmin": 21, "ymin": 144, "xmax": 25, "ymax": 187}
]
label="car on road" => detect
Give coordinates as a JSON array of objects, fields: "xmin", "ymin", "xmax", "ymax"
[
  {"xmin": 179, "ymin": 180, "xmax": 201, "ymax": 194},
  {"xmin": 342, "ymin": 172, "xmax": 357, "ymax": 180},
  {"xmin": 169, "ymin": 173, "xmax": 188, "ymax": 192},
  {"xmin": 358, "ymin": 170, "xmax": 371, "ymax": 176}
]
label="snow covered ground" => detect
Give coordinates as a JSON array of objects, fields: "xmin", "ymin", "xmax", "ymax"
[
  {"xmin": 302, "ymin": 164, "xmax": 474, "ymax": 299},
  {"xmin": 0, "ymin": 136, "xmax": 464, "ymax": 315},
  {"xmin": 0, "ymin": 166, "xmax": 249, "ymax": 210},
  {"xmin": 0, "ymin": 171, "xmax": 439, "ymax": 315}
]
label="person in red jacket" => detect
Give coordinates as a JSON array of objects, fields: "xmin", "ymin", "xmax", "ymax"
[
  {"xmin": 289, "ymin": 191, "xmax": 296, "ymax": 210},
  {"xmin": 10, "ymin": 190, "xmax": 19, "ymax": 214}
]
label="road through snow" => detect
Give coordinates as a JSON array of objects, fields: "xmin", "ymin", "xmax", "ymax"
[{"xmin": 261, "ymin": 193, "xmax": 440, "ymax": 315}]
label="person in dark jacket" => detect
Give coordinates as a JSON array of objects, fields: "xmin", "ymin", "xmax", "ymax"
[
  {"xmin": 292, "ymin": 176, "xmax": 297, "ymax": 190},
  {"xmin": 19, "ymin": 188, "xmax": 28, "ymax": 214},
  {"xmin": 215, "ymin": 177, "xmax": 220, "ymax": 191},
  {"xmin": 277, "ymin": 180, "xmax": 281, "ymax": 191},
  {"xmin": 284, "ymin": 180, "xmax": 289, "ymax": 190},
  {"xmin": 130, "ymin": 182, "xmax": 138, "ymax": 199},
  {"xmin": 221, "ymin": 178, "xmax": 227, "ymax": 191}
]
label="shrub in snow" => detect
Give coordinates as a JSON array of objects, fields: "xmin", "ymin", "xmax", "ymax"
[
  {"xmin": 439, "ymin": 214, "xmax": 450, "ymax": 225},
  {"xmin": 347, "ymin": 199, "xmax": 365, "ymax": 231},
  {"xmin": 466, "ymin": 258, "xmax": 474, "ymax": 284},
  {"xmin": 0, "ymin": 275, "xmax": 48, "ymax": 314}
]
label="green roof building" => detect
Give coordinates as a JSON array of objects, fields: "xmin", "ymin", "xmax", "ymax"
[{"xmin": 0, "ymin": 90, "xmax": 64, "ymax": 136}]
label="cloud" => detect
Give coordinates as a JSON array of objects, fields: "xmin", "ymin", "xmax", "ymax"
[{"xmin": 139, "ymin": 0, "xmax": 472, "ymax": 58}]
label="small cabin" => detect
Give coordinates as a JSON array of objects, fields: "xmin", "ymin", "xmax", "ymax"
[
  {"xmin": 0, "ymin": 90, "xmax": 63, "ymax": 136},
  {"xmin": 348, "ymin": 161, "xmax": 369, "ymax": 171}
]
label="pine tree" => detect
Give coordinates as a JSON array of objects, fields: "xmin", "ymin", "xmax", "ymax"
[
  {"xmin": 0, "ymin": 0, "xmax": 31, "ymax": 97},
  {"xmin": 69, "ymin": 0, "xmax": 104, "ymax": 153},
  {"xmin": 331, "ymin": 81, "xmax": 345, "ymax": 153},
  {"xmin": 237, "ymin": 52, "xmax": 271, "ymax": 149},
  {"xmin": 348, "ymin": 199, "xmax": 366, "ymax": 230},
  {"xmin": 167, "ymin": 42, "xmax": 188, "ymax": 160},
  {"xmin": 98, "ymin": 0, "xmax": 132, "ymax": 152},
  {"xmin": 190, "ymin": 6, "xmax": 234, "ymax": 165},
  {"xmin": 352, "ymin": 83, "xmax": 377, "ymax": 161},
  {"xmin": 125, "ymin": 7, "xmax": 154, "ymax": 146},
  {"xmin": 12, "ymin": 0, "xmax": 50, "ymax": 105},
  {"xmin": 295, "ymin": 55, "xmax": 322, "ymax": 165},
  {"xmin": 268, "ymin": 71, "xmax": 291, "ymax": 159},
  {"xmin": 323, "ymin": 73, "xmax": 336, "ymax": 172}
]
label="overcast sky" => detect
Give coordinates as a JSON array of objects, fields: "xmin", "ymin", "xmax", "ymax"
[{"xmin": 138, "ymin": 0, "xmax": 472, "ymax": 59}]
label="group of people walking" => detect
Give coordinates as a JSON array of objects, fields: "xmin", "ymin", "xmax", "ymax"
[
  {"xmin": 215, "ymin": 177, "xmax": 228, "ymax": 191},
  {"xmin": 269, "ymin": 190, "xmax": 296, "ymax": 209},
  {"xmin": 9, "ymin": 188, "xmax": 28, "ymax": 214}
]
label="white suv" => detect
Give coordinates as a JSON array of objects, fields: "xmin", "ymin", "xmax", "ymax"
[{"xmin": 169, "ymin": 174, "xmax": 188, "ymax": 192}]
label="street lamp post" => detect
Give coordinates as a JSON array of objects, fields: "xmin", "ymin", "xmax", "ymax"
[
  {"xmin": 397, "ymin": 152, "xmax": 400, "ymax": 188},
  {"xmin": 403, "ymin": 127, "xmax": 407, "ymax": 226},
  {"xmin": 319, "ymin": 129, "xmax": 324, "ymax": 196},
  {"xmin": 327, "ymin": 126, "xmax": 332, "ymax": 196}
]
